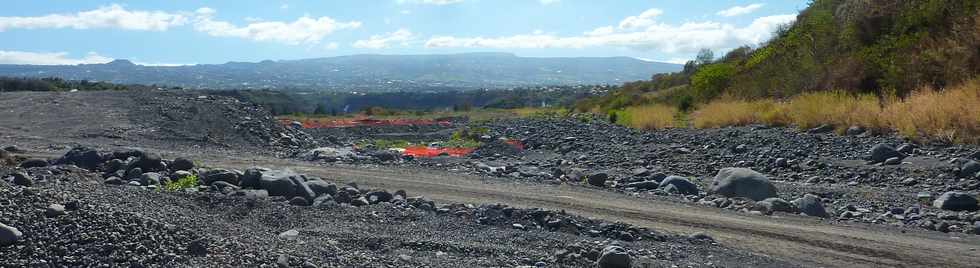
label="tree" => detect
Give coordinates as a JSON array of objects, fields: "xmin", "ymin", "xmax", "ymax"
[
  {"xmin": 313, "ymin": 103, "xmax": 328, "ymax": 115},
  {"xmin": 695, "ymin": 48, "xmax": 715, "ymax": 66}
]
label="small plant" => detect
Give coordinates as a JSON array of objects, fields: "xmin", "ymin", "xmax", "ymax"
[{"xmin": 163, "ymin": 174, "xmax": 199, "ymax": 192}]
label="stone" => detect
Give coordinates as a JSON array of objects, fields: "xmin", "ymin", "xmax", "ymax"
[
  {"xmin": 625, "ymin": 181, "xmax": 659, "ymax": 190},
  {"xmin": 290, "ymin": 177, "xmax": 317, "ymax": 201},
  {"xmin": 139, "ymin": 172, "xmax": 162, "ymax": 186},
  {"xmin": 0, "ymin": 222, "xmax": 22, "ymax": 246},
  {"xmin": 104, "ymin": 176, "xmax": 124, "ymax": 185},
  {"xmin": 959, "ymin": 160, "xmax": 980, "ymax": 178},
  {"xmin": 19, "ymin": 159, "xmax": 48, "ymax": 168},
  {"xmin": 366, "ymin": 190, "xmax": 394, "ymax": 204},
  {"xmin": 793, "ymin": 194, "xmax": 829, "ymax": 218},
  {"xmin": 312, "ymin": 195, "xmax": 334, "ymax": 207},
  {"xmin": 709, "ymin": 168, "xmax": 777, "ymax": 201},
  {"xmin": 279, "ymin": 229, "xmax": 300, "ymax": 240},
  {"xmin": 132, "ymin": 152, "xmax": 165, "ymax": 172},
  {"xmin": 755, "ymin": 197, "xmax": 796, "ymax": 214},
  {"xmin": 845, "ymin": 126, "xmax": 865, "ymax": 136},
  {"xmin": 202, "ymin": 169, "xmax": 240, "ymax": 186},
  {"xmin": 808, "ymin": 124, "xmax": 834, "ymax": 134},
  {"xmin": 10, "ymin": 172, "xmax": 32, "ymax": 186},
  {"xmin": 305, "ymin": 180, "xmax": 337, "ymax": 197},
  {"xmin": 187, "ymin": 239, "xmax": 208, "ymax": 256},
  {"xmin": 587, "ymin": 172, "xmax": 609, "ymax": 187},
  {"xmin": 352, "ymin": 196, "xmax": 370, "ymax": 206},
  {"xmin": 659, "ymin": 176, "xmax": 698, "ymax": 195},
  {"xmin": 45, "ymin": 204, "xmax": 66, "ymax": 217},
  {"xmin": 883, "ymin": 157, "xmax": 903, "ymax": 165},
  {"xmin": 55, "ymin": 147, "xmax": 103, "ymax": 170},
  {"xmin": 260, "ymin": 170, "xmax": 300, "ymax": 197},
  {"xmin": 596, "ymin": 245, "xmax": 631, "ymax": 268},
  {"xmin": 289, "ymin": 196, "xmax": 310, "ymax": 206},
  {"xmin": 170, "ymin": 157, "xmax": 195, "ymax": 171},
  {"xmin": 869, "ymin": 144, "xmax": 904, "ymax": 163},
  {"xmin": 933, "ymin": 192, "xmax": 979, "ymax": 211}
]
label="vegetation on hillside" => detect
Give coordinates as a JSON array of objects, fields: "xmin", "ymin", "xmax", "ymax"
[
  {"xmin": 574, "ymin": 0, "xmax": 980, "ymax": 144},
  {"xmin": 0, "ymin": 77, "xmax": 160, "ymax": 92}
]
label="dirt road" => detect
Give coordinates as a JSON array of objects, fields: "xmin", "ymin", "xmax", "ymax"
[{"xmin": 211, "ymin": 156, "xmax": 980, "ymax": 268}]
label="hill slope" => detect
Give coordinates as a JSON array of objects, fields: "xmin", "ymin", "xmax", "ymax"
[{"xmin": 0, "ymin": 53, "xmax": 680, "ymax": 91}]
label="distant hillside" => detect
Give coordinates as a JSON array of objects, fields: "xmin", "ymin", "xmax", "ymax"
[{"xmin": 0, "ymin": 53, "xmax": 681, "ymax": 91}]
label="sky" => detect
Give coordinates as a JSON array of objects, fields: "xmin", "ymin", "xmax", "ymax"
[{"xmin": 0, "ymin": 0, "xmax": 809, "ymax": 66}]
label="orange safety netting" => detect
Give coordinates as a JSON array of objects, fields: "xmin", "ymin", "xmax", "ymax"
[{"xmin": 402, "ymin": 146, "xmax": 475, "ymax": 158}]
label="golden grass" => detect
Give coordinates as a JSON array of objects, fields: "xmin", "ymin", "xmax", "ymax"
[
  {"xmin": 618, "ymin": 104, "xmax": 678, "ymax": 130},
  {"xmin": 690, "ymin": 78, "xmax": 980, "ymax": 143},
  {"xmin": 882, "ymin": 80, "xmax": 980, "ymax": 143}
]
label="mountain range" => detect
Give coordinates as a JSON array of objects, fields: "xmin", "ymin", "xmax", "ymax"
[{"xmin": 0, "ymin": 52, "xmax": 681, "ymax": 91}]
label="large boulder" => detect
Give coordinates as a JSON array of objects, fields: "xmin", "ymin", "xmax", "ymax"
[
  {"xmin": 959, "ymin": 160, "xmax": 980, "ymax": 178},
  {"xmin": 132, "ymin": 153, "xmax": 165, "ymax": 172},
  {"xmin": 596, "ymin": 245, "xmax": 631, "ymax": 268},
  {"xmin": 0, "ymin": 222, "xmax": 22, "ymax": 246},
  {"xmin": 201, "ymin": 169, "xmax": 240, "ymax": 186},
  {"xmin": 587, "ymin": 172, "xmax": 609, "ymax": 187},
  {"xmin": 170, "ymin": 157, "xmax": 195, "ymax": 171},
  {"xmin": 259, "ymin": 170, "xmax": 300, "ymax": 197},
  {"xmin": 10, "ymin": 172, "xmax": 32, "ymax": 187},
  {"xmin": 659, "ymin": 176, "xmax": 698, "ymax": 195},
  {"xmin": 709, "ymin": 168, "xmax": 778, "ymax": 201},
  {"xmin": 290, "ymin": 177, "xmax": 316, "ymax": 201},
  {"xmin": 19, "ymin": 159, "xmax": 48, "ymax": 168},
  {"xmin": 625, "ymin": 181, "xmax": 659, "ymax": 190},
  {"xmin": 793, "ymin": 194, "xmax": 829, "ymax": 218},
  {"xmin": 55, "ymin": 147, "xmax": 103, "ymax": 170},
  {"xmin": 754, "ymin": 197, "xmax": 796, "ymax": 214},
  {"xmin": 366, "ymin": 190, "xmax": 394, "ymax": 204},
  {"xmin": 869, "ymin": 144, "xmax": 905, "ymax": 163},
  {"xmin": 240, "ymin": 168, "xmax": 267, "ymax": 189},
  {"xmin": 139, "ymin": 172, "xmax": 162, "ymax": 186},
  {"xmin": 305, "ymin": 180, "xmax": 337, "ymax": 197},
  {"xmin": 933, "ymin": 192, "xmax": 979, "ymax": 211}
]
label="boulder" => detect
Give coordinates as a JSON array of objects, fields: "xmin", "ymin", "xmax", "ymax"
[
  {"xmin": 45, "ymin": 204, "xmax": 66, "ymax": 217},
  {"xmin": 869, "ymin": 144, "xmax": 905, "ymax": 163},
  {"xmin": 352, "ymin": 196, "xmax": 370, "ymax": 206},
  {"xmin": 659, "ymin": 176, "xmax": 698, "ymax": 195},
  {"xmin": 290, "ymin": 177, "xmax": 316, "ymax": 201},
  {"xmin": 596, "ymin": 245, "xmax": 631, "ymax": 268},
  {"xmin": 0, "ymin": 222, "xmax": 22, "ymax": 246},
  {"xmin": 709, "ymin": 168, "xmax": 777, "ymax": 201},
  {"xmin": 170, "ymin": 158, "xmax": 195, "ymax": 171},
  {"xmin": 587, "ymin": 172, "xmax": 609, "ymax": 187},
  {"xmin": 793, "ymin": 194, "xmax": 829, "ymax": 218},
  {"xmin": 959, "ymin": 160, "xmax": 980, "ymax": 178},
  {"xmin": 625, "ymin": 181, "xmax": 659, "ymax": 190},
  {"xmin": 289, "ymin": 196, "xmax": 310, "ymax": 206},
  {"xmin": 845, "ymin": 126, "xmax": 865, "ymax": 136},
  {"xmin": 104, "ymin": 176, "xmax": 124, "ymax": 185},
  {"xmin": 19, "ymin": 159, "xmax": 48, "ymax": 168},
  {"xmin": 139, "ymin": 172, "xmax": 162, "ymax": 186},
  {"xmin": 240, "ymin": 168, "xmax": 265, "ymax": 189},
  {"xmin": 56, "ymin": 147, "xmax": 103, "ymax": 170},
  {"xmin": 132, "ymin": 153, "xmax": 165, "ymax": 172},
  {"xmin": 933, "ymin": 192, "xmax": 979, "ymax": 211},
  {"xmin": 11, "ymin": 172, "xmax": 32, "ymax": 187},
  {"xmin": 202, "ymin": 169, "xmax": 240, "ymax": 186},
  {"xmin": 366, "ymin": 190, "xmax": 394, "ymax": 204},
  {"xmin": 754, "ymin": 198, "xmax": 796, "ymax": 214},
  {"xmin": 312, "ymin": 195, "xmax": 335, "ymax": 207},
  {"xmin": 260, "ymin": 170, "xmax": 299, "ymax": 197},
  {"xmin": 305, "ymin": 180, "xmax": 337, "ymax": 197}
]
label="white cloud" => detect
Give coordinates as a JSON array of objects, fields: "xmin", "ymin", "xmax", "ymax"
[
  {"xmin": 618, "ymin": 8, "xmax": 663, "ymax": 29},
  {"xmin": 424, "ymin": 12, "xmax": 797, "ymax": 54},
  {"xmin": 280, "ymin": 4, "xmax": 290, "ymax": 10},
  {"xmin": 539, "ymin": 0, "xmax": 560, "ymax": 5},
  {"xmin": 397, "ymin": 0, "xmax": 464, "ymax": 5},
  {"xmin": 0, "ymin": 51, "xmax": 112, "ymax": 65},
  {"xmin": 0, "ymin": 4, "xmax": 188, "ymax": 32},
  {"xmin": 352, "ymin": 29, "xmax": 414, "ymax": 49},
  {"xmin": 717, "ymin": 4, "xmax": 765, "ymax": 17},
  {"xmin": 193, "ymin": 9, "xmax": 361, "ymax": 45},
  {"xmin": 325, "ymin": 42, "xmax": 340, "ymax": 50}
]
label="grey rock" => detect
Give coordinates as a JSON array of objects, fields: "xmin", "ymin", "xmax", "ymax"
[
  {"xmin": 659, "ymin": 176, "xmax": 698, "ymax": 195},
  {"xmin": 0, "ymin": 222, "xmax": 22, "ymax": 246},
  {"xmin": 625, "ymin": 181, "xmax": 659, "ymax": 190},
  {"xmin": 289, "ymin": 196, "xmax": 310, "ymax": 206},
  {"xmin": 279, "ymin": 229, "xmax": 299, "ymax": 240},
  {"xmin": 352, "ymin": 196, "xmax": 370, "ymax": 206},
  {"xmin": 202, "ymin": 169, "xmax": 240, "ymax": 186},
  {"xmin": 596, "ymin": 245, "xmax": 631, "ymax": 268},
  {"xmin": 139, "ymin": 172, "xmax": 162, "ymax": 186},
  {"xmin": 808, "ymin": 124, "xmax": 834, "ymax": 134},
  {"xmin": 366, "ymin": 190, "xmax": 394, "ymax": 204},
  {"xmin": 883, "ymin": 157, "xmax": 902, "ymax": 165},
  {"xmin": 793, "ymin": 194, "xmax": 829, "ymax": 218},
  {"xmin": 104, "ymin": 176, "xmax": 124, "ymax": 185},
  {"xmin": 869, "ymin": 144, "xmax": 905, "ymax": 163},
  {"xmin": 56, "ymin": 147, "xmax": 103, "ymax": 170},
  {"xmin": 845, "ymin": 126, "xmax": 865, "ymax": 136},
  {"xmin": 45, "ymin": 204, "xmax": 66, "ymax": 217},
  {"xmin": 587, "ymin": 172, "xmax": 608, "ymax": 187},
  {"xmin": 709, "ymin": 168, "xmax": 777, "ymax": 201},
  {"xmin": 755, "ymin": 197, "xmax": 796, "ymax": 214},
  {"xmin": 305, "ymin": 180, "xmax": 337, "ymax": 197},
  {"xmin": 933, "ymin": 192, "xmax": 979, "ymax": 211},
  {"xmin": 240, "ymin": 168, "xmax": 266, "ymax": 189},
  {"xmin": 19, "ymin": 159, "xmax": 48, "ymax": 168},
  {"xmin": 132, "ymin": 153, "xmax": 165, "ymax": 172},
  {"xmin": 11, "ymin": 172, "xmax": 32, "ymax": 186},
  {"xmin": 170, "ymin": 157, "xmax": 195, "ymax": 171},
  {"xmin": 259, "ymin": 170, "xmax": 300, "ymax": 197},
  {"xmin": 312, "ymin": 195, "xmax": 334, "ymax": 207},
  {"xmin": 290, "ymin": 177, "xmax": 316, "ymax": 201},
  {"xmin": 959, "ymin": 160, "xmax": 980, "ymax": 178}
]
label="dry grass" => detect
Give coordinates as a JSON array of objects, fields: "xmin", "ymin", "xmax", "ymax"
[
  {"xmin": 618, "ymin": 104, "xmax": 678, "ymax": 130},
  {"xmin": 692, "ymin": 99, "xmax": 787, "ymax": 128},
  {"xmin": 689, "ymin": 79, "xmax": 980, "ymax": 143},
  {"xmin": 882, "ymin": 80, "xmax": 980, "ymax": 143}
]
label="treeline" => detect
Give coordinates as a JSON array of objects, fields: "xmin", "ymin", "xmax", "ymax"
[
  {"xmin": 216, "ymin": 86, "xmax": 604, "ymax": 116},
  {"xmin": 578, "ymin": 0, "xmax": 980, "ymax": 113},
  {"xmin": 0, "ymin": 77, "xmax": 160, "ymax": 92}
]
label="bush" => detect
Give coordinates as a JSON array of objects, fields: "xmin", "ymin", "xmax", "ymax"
[
  {"xmin": 882, "ymin": 79, "xmax": 980, "ymax": 143},
  {"xmin": 163, "ymin": 174, "xmax": 199, "ymax": 192},
  {"xmin": 692, "ymin": 99, "xmax": 787, "ymax": 128}
]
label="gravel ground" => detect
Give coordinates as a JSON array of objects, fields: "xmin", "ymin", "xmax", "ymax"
[{"xmin": 0, "ymin": 149, "xmax": 791, "ymax": 267}]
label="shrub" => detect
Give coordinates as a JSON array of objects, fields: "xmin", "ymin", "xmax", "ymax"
[
  {"xmin": 692, "ymin": 99, "xmax": 787, "ymax": 128},
  {"xmin": 784, "ymin": 90, "xmax": 886, "ymax": 132},
  {"xmin": 163, "ymin": 174, "xmax": 199, "ymax": 192}
]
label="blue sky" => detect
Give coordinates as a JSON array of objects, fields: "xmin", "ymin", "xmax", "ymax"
[{"xmin": 0, "ymin": 0, "xmax": 808, "ymax": 65}]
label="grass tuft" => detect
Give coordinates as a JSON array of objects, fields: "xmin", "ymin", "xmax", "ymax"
[
  {"xmin": 163, "ymin": 174, "xmax": 199, "ymax": 192},
  {"xmin": 615, "ymin": 104, "xmax": 678, "ymax": 130}
]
